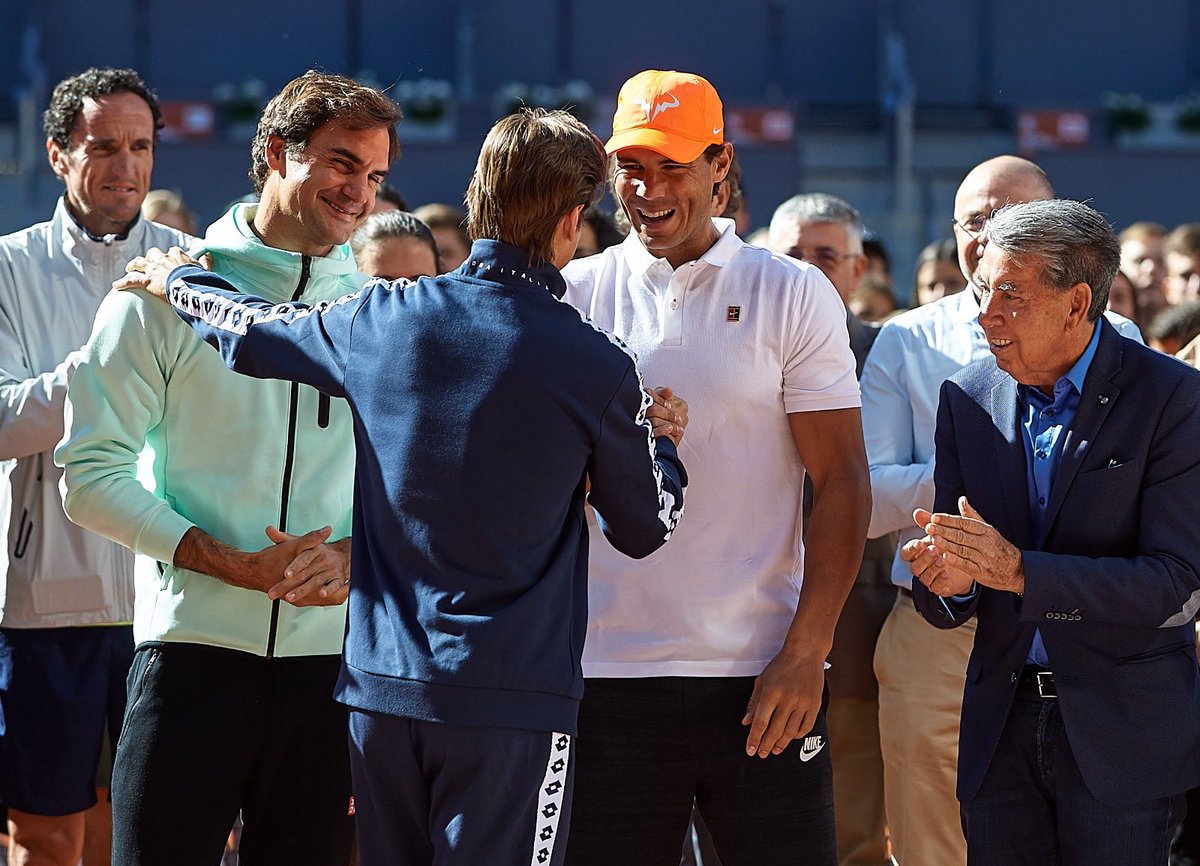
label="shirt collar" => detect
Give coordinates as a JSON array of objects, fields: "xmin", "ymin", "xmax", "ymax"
[
  {"xmin": 61, "ymin": 196, "xmax": 140, "ymax": 243},
  {"xmin": 1019, "ymin": 321, "xmax": 1101, "ymax": 404},
  {"xmin": 621, "ymin": 217, "xmax": 742, "ymax": 278},
  {"xmin": 1062, "ymin": 321, "xmax": 1102, "ymax": 395},
  {"xmin": 950, "ymin": 286, "xmax": 983, "ymax": 323},
  {"xmin": 457, "ymin": 238, "xmax": 567, "ymax": 299}
]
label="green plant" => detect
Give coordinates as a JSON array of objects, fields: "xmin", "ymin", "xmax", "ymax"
[
  {"xmin": 1103, "ymin": 92, "xmax": 1150, "ymax": 135},
  {"xmin": 1175, "ymin": 94, "xmax": 1200, "ymax": 134}
]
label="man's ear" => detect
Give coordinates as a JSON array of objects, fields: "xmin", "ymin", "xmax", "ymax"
[
  {"xmin": 1068, "ymin": 281, "xmax": 1093, "ymax": 327},
  {"xmin": 46, "ymin": 138, "xmax": 68, "ymax": 179},
  {"xmin": 851, "ymin": 253, "xmax": 869, "ymax": 282},
  {"xmin": 551, "ymin": 204, "xmax": 586, "ymax": 267},
  {"xmin": 561, "ymin": 205, "xmax": 585, "ymax": 244},
  {"xmin": 710, "ymin": 142, "xmax": 734, "ymax": 185},
  {"xmin": 264, "ymin": 134, "xmax": 288, "ymax": 175}
]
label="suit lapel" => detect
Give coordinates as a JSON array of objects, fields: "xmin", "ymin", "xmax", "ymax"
[
  {"xmin": 989, "ymin": 376, "xmax": 1035, "ymax": 550},
  {"xmin": 1041, "ymin": 321, "xmax": 1123, "ymax": 543}
]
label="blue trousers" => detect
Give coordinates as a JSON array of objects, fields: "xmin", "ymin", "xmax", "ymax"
[
  {"xmin": 349, "ymin": 709, "xmax": 574, "ymax": 866},
  {"xmin": 963, "ymin": 686, "xmax": 1184, "ymax": 866}
]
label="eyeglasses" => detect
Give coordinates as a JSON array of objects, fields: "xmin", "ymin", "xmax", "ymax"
[
  {"xmin": 790, "ymin": 247, "xmax": 860, "ymax": 270},
  {"xmin": 952, "ymin": 213, "xmax": 990, "ymax": 240}
]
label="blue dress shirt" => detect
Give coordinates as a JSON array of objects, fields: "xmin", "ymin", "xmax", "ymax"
[
  {"xmin": 860, "ymin": 289, "xmax": 1142, "ymax": 590},
  {"xmin": 1018, "ymin": 322, "xmax": 1102, "ymax": 665}
]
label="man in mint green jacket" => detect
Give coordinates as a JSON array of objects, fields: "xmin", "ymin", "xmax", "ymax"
[{"xmin": 56, "ymin": 71, "xmax": 399, "ymax": 866}]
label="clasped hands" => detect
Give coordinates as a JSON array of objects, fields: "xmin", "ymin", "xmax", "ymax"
[
  {"xmin": 900, "ymin": 495, "xmax": 1025, "ymax": 596},
  {"xmin": 243, "ymin": 526, "xmax": 351, "ymax": 608}
]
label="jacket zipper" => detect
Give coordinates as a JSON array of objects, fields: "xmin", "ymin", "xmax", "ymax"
[{"xmin": 266, "ymin": 255, "xmax": 312, "ymax": 657}]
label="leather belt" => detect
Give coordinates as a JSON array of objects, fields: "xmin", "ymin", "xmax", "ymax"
[
  {"xmin": 1017, "ymin": 666, "xmax": 1057, "ymax": 699},
  {"xmin": 898, "ymin": 586, "xmax": 913, "ymax": 600}
]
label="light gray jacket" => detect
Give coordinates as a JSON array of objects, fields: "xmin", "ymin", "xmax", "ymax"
[{"xmin": 0, "ymin": 198, "xmax": 190, "ymax": 627}]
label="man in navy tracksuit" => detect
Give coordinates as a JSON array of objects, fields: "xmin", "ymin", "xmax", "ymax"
[{"xmin": 118, "ymin": 108, "xmax": 688, "ymax": 865}]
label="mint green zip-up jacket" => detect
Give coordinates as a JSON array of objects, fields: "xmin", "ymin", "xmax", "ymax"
[{"xmin": 57, "ymin": 204, "xmax": 364, "ymax": 657}]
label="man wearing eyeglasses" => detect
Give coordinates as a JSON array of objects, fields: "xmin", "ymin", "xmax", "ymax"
[
  {"xmin": 859, "ymin": 155, "xmax": 1141, "ymax": 865},
  {"xmin": 767, "ymin": 193, "xmax": 893, "ymax": 866}
]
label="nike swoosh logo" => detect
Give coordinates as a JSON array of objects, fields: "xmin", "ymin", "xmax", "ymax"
[
  {"xmin": 797, "ymin": 736, "xmax": 826, "ymax": 763},
  {"xmin": 713, "ymin": 127, "xmax": 723, "ymax": 135}
]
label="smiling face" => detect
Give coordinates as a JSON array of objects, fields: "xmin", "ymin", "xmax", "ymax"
[
  {"xmin": 47, "ymin": 91, "xmax": 155, "ymax": 236},
  {"xmin": 975, "ymin": 243, "xmax": 1094, "ymax": 392},
  {"xmin": 612, "ymin": 144, "xmax": 731, "ymax": 268},
  {"xmin": 258, "ymin": 121, "xmax": 392, "ymax": 256}
]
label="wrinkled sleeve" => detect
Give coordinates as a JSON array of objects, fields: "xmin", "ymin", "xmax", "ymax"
[
  {"xmin": 861, "ymin": 324, "xmax": 935, "ymax": 538},
  {"xmin": 165, "ymin": 264, "xmax": 366, "ymax": 397},
  {"xmin": 587, "ymin": 362, "xmax": 687, "ymax": 560},
  {"xmin": 781, "ymin": 267, "xmax": 860, "ymax": 414},
  {"xmin": 912, "ymin": 380, "xmax": 979, "ymax": 628},
  {"xmin": 56, "ymin": 290, "xmax": 194, "ymax": 564},
  {"xmin": 0, "ymin": 257, "xmax": 81, "ymax": 460}
]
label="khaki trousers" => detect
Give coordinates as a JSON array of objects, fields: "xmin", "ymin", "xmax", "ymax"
[{"xmin": 873, "ymin": 591, "xmax": 975, "ymax": 866}]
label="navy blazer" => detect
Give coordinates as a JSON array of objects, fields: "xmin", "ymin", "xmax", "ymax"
[{"xmin": 914, "ymin": 318, "xmax": 1200, "ymax": 807}]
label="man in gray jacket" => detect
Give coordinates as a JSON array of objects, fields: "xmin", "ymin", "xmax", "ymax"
[{"xmin": 0, "ymin": 68, "xmax": 193, "ymax": 866}]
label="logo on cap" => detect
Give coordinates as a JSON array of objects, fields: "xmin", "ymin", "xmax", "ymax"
[
  {"xmin": 637, "ymin": 94, "xmax": 681, "ymax": 123},
  {"xmin": 605, "ymin": 70, "xmax": 725, "ymax": 165}
]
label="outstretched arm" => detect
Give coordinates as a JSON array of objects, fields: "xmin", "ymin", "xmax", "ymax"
[{"xmin": 116, "ymin": 247, "xmax": 361, "ymax": 396}]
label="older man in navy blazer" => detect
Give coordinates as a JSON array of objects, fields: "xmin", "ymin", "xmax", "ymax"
[{"xmin": 904, "ymin": 198, "xmax": 1200, "ymax": 865}]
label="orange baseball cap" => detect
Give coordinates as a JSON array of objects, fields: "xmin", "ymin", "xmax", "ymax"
[{"xmin": 605, "ymin": 70, "xmax": 725, "ymax": 164}]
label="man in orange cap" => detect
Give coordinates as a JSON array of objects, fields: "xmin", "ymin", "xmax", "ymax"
[{"xmin": 561, "ymin": 70, "xmax": 871, "ymax": 864}]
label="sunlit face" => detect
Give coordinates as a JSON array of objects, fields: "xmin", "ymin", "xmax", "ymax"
[
  {"xmin": 430, "ymin": 226, "xmax": 470, "ymax": 272},
  {"xmin": 612, "ymin": 144, "xmax": 731, "ymax": 268},
  {"xmin": 265, "ymin": 121, "xmax": 391, "ymax": 256},
  {"xmin": 770, "ymin": 219, "xmax": 864, "ymax": 303},
  {"xmin": 1106, "ymin": 271, "xmax": 1137, "ymax": 321},
  {"xmin": 915, "ymin": 260, "xmax": 968, "ymax": 306},
  {"xmin": 953, "ymin": 169, "xmax": 1050, "ymax": 286},
  {"xmin": 975, "ymin": 243, "xmax": 1092, "ymax": 392},
  {"xmin": 1120, "ymin": 236, "xmax": 1165, "ymax": 292},
  {"xmin": 355, "ymin": 236, "xmax": 438, "ymax": 281},
  {"xmin": 47, "ymin": 91, "xmax": 155, "ymax": 236},
  {"xmin": 1165, "ymin": 250, "xmax": 1200, "ymax": 305}
]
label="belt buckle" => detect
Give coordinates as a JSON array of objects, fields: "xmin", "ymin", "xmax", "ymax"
[{"xmin": 1035, "ymin": 670, "xmax": 1057, "ymax": 699}]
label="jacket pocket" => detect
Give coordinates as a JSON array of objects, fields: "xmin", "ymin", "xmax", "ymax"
[{"xmin": 1118, "ymin": 640, "xmax": 1193, "ymax": 664}]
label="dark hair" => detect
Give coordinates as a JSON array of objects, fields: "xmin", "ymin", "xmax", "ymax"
[
  {"xmin": 466, "ymin": 108, "xmax": 606, "ymax": 264},
  {"xmin": 985, "ymin": 199, "xmax": 1120, "ymax": 323},
  {"xmin": 1148, "ymin": 300, "xmax": 1200, "ymax": 345},
  {"xmin": 582, "ymin": 206, "xmax": 624, "ymax": 251},
  {"xmin": 249, "ymin": 70, "xmax": 401, "ymax": 194},
  {"xmin": 44, "ymin": 67, "xmax": 163, "ymax": 149},
  {"xmin": 375, "ymin": 184, "xmax": 408, "ymax": 211},
  {"xmin": 863, "ymin": 236, "xmax": 891, "ymax": 274},
  {"xmin": 916, "ymin": 237, "xmax": 958, "ymax": 269},
  {"xmin": 351, "ymin": 210, "xmax": 441, "ymax": 273},
  {"xmin": 717, "ymin": 151, "xmax": 744, "ymax": 218}
]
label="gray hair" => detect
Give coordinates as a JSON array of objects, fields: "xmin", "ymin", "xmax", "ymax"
[
  {"xmin": 984, "ymin": 199, "xmax": 1119, "ymax": 322},
  {"xmin": 769, "ymin": 193, "xmax": 863, "ymax": 252}
]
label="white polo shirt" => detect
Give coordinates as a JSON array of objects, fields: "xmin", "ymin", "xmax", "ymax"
[{"xmin": 562, "ymin": 218, "xmax": 860, "ymax": 677}]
